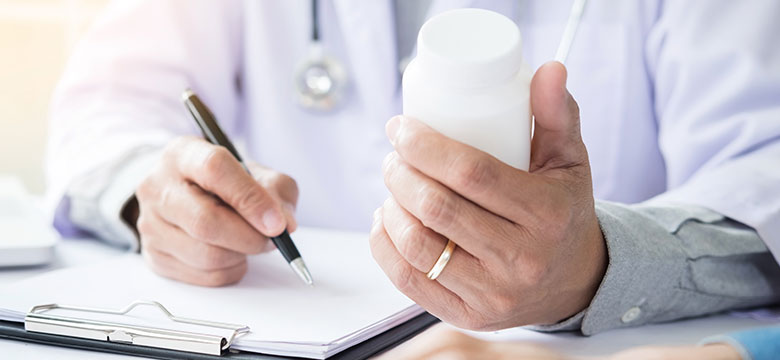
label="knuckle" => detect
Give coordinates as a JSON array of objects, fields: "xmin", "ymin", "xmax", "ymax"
[
  {"xmin": 273, "ymin": 173, "xmax": 296, "ymax": 190},
  {"xmin": 157, "ymin": 183, "xmax": 176, "ymax": 210},
  {"xmin": 162, "ymin": 137, "xmax": 193, "ymax": 166},
  {"xmin": 368, "ymin": 228, "xmax": 386, "ymax": 262},
  {"xmin": 452, "ymin": 155, "xmax": 496, "ymax": 194},
  {"xmin": 283, "ymin": 175, "xmax": 300, "ymax": 200},
  {"xmin": 198, "ymin": 246, "xmax": 228, "ymax": 270},
  {"xmin": 396, "ymin": 225, "xmax": 426, "ymax": 268},
  {"xmin": 135, "ymin": 181, "xmax": 149, "ymax": 200},
  {"xmin": 189, "ymin": 206, "xmax": 218, "ymax": 240},
  {"xmin": 382, "ymin": 153, "xmax": 399, "ymax": 184},
  {"xmin": 272, "ymin": 173, "xmax": 299, "ymax": 202},
  {"xmin": 396, "ymin": 123, "xmax": 420, "ymax": 153},
  {"xmin": 168, "ymin": 136, "xmax": 191, "ymax": 151},
  {"xmin": 202, "ymin": 271, "xmax": 231, "ymax": 287},
  {"xmin": 569, "ymin": 94, "xmax": 581, "ymax": 122},
  {"xmin": 522, "ymin": 260, "xmax": 550, "ymax": 287},
  {"xmin": 203, "ymin": 263, "xmax": 246, "ymax": 287},
  {"xmin": 135, "ymin": 177, "xmax": 156, "ymax": 201},
  {"xmin": 235, "ymin": 184, "xmax": 270, "ymax": 214},
  {"xmin": 390, "ymin": 260, "xmax": 417, "ymax": 295},
  {"xmin": 368, "ymin": 229, "xmax": 380, "ymax": 253},
  {"xmin": 163, "ymin": 137, "xmax": 186, "ymax": 159},
  {"xmin": 136, "ymin": 214, "xmax": 154, "ymax": 236},
  {"xmin": 200, "ymin": 146, "xmax": 231, "ymax": 184},
  {"xmin": 417, "ymin": 186, "xmax": 455, "ymax": 229}
]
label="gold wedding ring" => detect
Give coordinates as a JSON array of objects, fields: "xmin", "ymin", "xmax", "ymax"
[{"xmin": 426, "ymin": 240, "xmax": 456, "ymax": 280}]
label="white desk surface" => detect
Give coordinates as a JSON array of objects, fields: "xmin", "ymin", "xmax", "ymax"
[
  {"xmin": 0, "ymin": 237, "xmax": 776, "ymax": 359},
  {"xmin": 0, "ymin": 237, "xmax": 139, "ymax": 359}
]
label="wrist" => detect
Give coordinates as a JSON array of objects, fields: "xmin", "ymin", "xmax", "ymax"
[
  {"xmin": 569, "ymin": 218, "xmax": 608, "ymax": 319},
  {"xmin": 541, "ymin": 221, "xmax": 606, "ymax": 325}
]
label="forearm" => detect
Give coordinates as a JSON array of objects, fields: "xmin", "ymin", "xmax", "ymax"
[
  {"xmin": 45, "ymin": 0, "xmax": 245, "ymax": 241},
  {"xmin": 534, "ymin": 200, "xmax": 780, "ymax": 335}
]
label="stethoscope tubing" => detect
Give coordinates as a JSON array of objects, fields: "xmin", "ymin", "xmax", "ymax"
[{"xmin": 555, "ymin": 0, "xmax": 588, "ymax": 64}]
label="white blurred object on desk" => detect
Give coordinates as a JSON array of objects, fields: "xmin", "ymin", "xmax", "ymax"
[{"xmin": 0, "ymin": 176, "xmax": 57, "ymax": 267}]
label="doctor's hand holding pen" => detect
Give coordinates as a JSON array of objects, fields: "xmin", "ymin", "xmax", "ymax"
[
  {"xmin": 370, "ymin": 62, "xmax": 608, "ymax": 330},
  {"xmin": 133, "ymin": 137, "xmax": 299, "ymax": 286}
]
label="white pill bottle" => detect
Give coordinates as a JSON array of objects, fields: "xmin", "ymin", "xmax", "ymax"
[{"xmin": 403, "ymin": 8, "xmax": 532, "ymax": 170}]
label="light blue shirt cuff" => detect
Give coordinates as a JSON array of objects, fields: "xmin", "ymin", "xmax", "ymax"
[{"xmin": 701, "ymin": 326, "xmax": 780, "ymax": 360}]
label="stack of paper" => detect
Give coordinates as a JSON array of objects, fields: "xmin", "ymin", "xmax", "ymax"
[{"xmin": 0, "ymin": 228, "xmax": 423, "ymax": 359}]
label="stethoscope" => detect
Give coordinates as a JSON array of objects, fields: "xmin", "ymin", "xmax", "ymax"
[
  {"xmin": 293, "ymin": 0, "xmax": 589, "ymax": 113},
  {"xmin": 293, "ymin": 0, "xmax": 347, "ymax": 112}
]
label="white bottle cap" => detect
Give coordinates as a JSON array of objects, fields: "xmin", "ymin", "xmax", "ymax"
[{"xmin": 415, "ymin": 8, "xmax": 523, "ymax": 88}]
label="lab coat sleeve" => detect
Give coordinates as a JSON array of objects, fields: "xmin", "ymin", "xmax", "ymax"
[
  {"xmin": 60, "ymin": 147, "xmax": 160, "ymax": 250},
  {"xmin": 531, "ymin": 201, "xmax": 780, "ymax": 335},
  {"xmin": 534, "ymin": 1, "xmax": 780, "ymax": 334},
  {"xmin": 645, "ymin": 0, "xmax": 780, "ymax": 263},
  {"xmin": 45, "ymin": 0, "xmax": 244, "ymax": 244}
]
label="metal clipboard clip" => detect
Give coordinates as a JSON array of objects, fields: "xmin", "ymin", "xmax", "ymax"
[{"xmin": 24, "ymin": 300, "xmax": 249, "ymax": 356}]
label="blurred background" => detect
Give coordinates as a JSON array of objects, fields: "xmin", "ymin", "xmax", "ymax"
[{"xmin": 0, "ymin": 0, "xmax": 107, "ymax": 194}]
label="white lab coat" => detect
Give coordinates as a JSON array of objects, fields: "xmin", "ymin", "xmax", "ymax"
[{"xmin": 47, "ymin": 1, "xmax": 780, "ymax": 260}]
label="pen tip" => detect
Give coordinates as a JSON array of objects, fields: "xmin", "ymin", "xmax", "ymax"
[{"xmin": 290, "ymin": 257, "xmax": 314, "ymax": 286}]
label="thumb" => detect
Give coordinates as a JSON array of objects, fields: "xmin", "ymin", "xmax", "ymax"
[{"xmin": 529, "ymin": 61, "xmax": 588, "ymax": 173}]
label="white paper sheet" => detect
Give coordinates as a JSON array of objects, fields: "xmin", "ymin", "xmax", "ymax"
[{"xmin": 0, "ymin": 228, "xmax": 423, "ymax": 359}]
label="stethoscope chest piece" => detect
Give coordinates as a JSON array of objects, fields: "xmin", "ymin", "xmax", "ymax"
[{"xmin": 294, "ymin": 42, "xmax": 347, "ymax": 112}]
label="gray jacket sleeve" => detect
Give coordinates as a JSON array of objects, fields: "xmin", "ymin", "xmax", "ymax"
[{"xmin": 532, "ymin": 200, "xmax": 780, "ymax": 335}]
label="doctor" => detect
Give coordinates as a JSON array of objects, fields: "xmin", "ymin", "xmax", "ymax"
[{"xmin": 48, "ymin": 0, "xmax": 780, "ymax": 335}]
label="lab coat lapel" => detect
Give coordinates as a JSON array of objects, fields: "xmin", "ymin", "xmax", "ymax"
[
  {"xmin": 332, "ymin": 0, "xmax": 397, "ymax": 117},
  {"xmin": 427, "ymin": 0, "xmax": 515, "ymax": 18},
  {"xmin": 330, "ymin": 0, "xmax": 517, "ymax": 117},
  {"xmin": 427, "ymin": 0, "xmax": 476, "ymax": 15}
]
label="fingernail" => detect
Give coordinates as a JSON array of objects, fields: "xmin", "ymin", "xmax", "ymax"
[
  {"xmin": 386, "ymin": 116, "xmax": 402, "ymax": 145},
  {"xmin": 262, "ymin": 209, "xmax": 283, "ymax": 234}
]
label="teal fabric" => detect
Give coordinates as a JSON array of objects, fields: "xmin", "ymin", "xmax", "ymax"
[{"xmin": 729, "ymin": 326, "xmax": 780, "ymax": 360}]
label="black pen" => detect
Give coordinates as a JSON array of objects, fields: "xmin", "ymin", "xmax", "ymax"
[{"xmin": 181, "ymin": 89, "xmax": 313, "ymax": 286}]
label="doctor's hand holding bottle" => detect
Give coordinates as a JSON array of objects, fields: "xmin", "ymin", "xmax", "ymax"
[
  {"xmin": 370, "ymin": 62, "xmax": 608, "ymax": 330},
  {"xmin": 133, "ymin": 137, "xmax": 299, "ymax": 286}
]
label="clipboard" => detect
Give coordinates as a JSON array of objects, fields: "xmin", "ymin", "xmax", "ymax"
[{"xmin": 0, "ymin": 300, "xmax": 438, "ymax": 359}]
